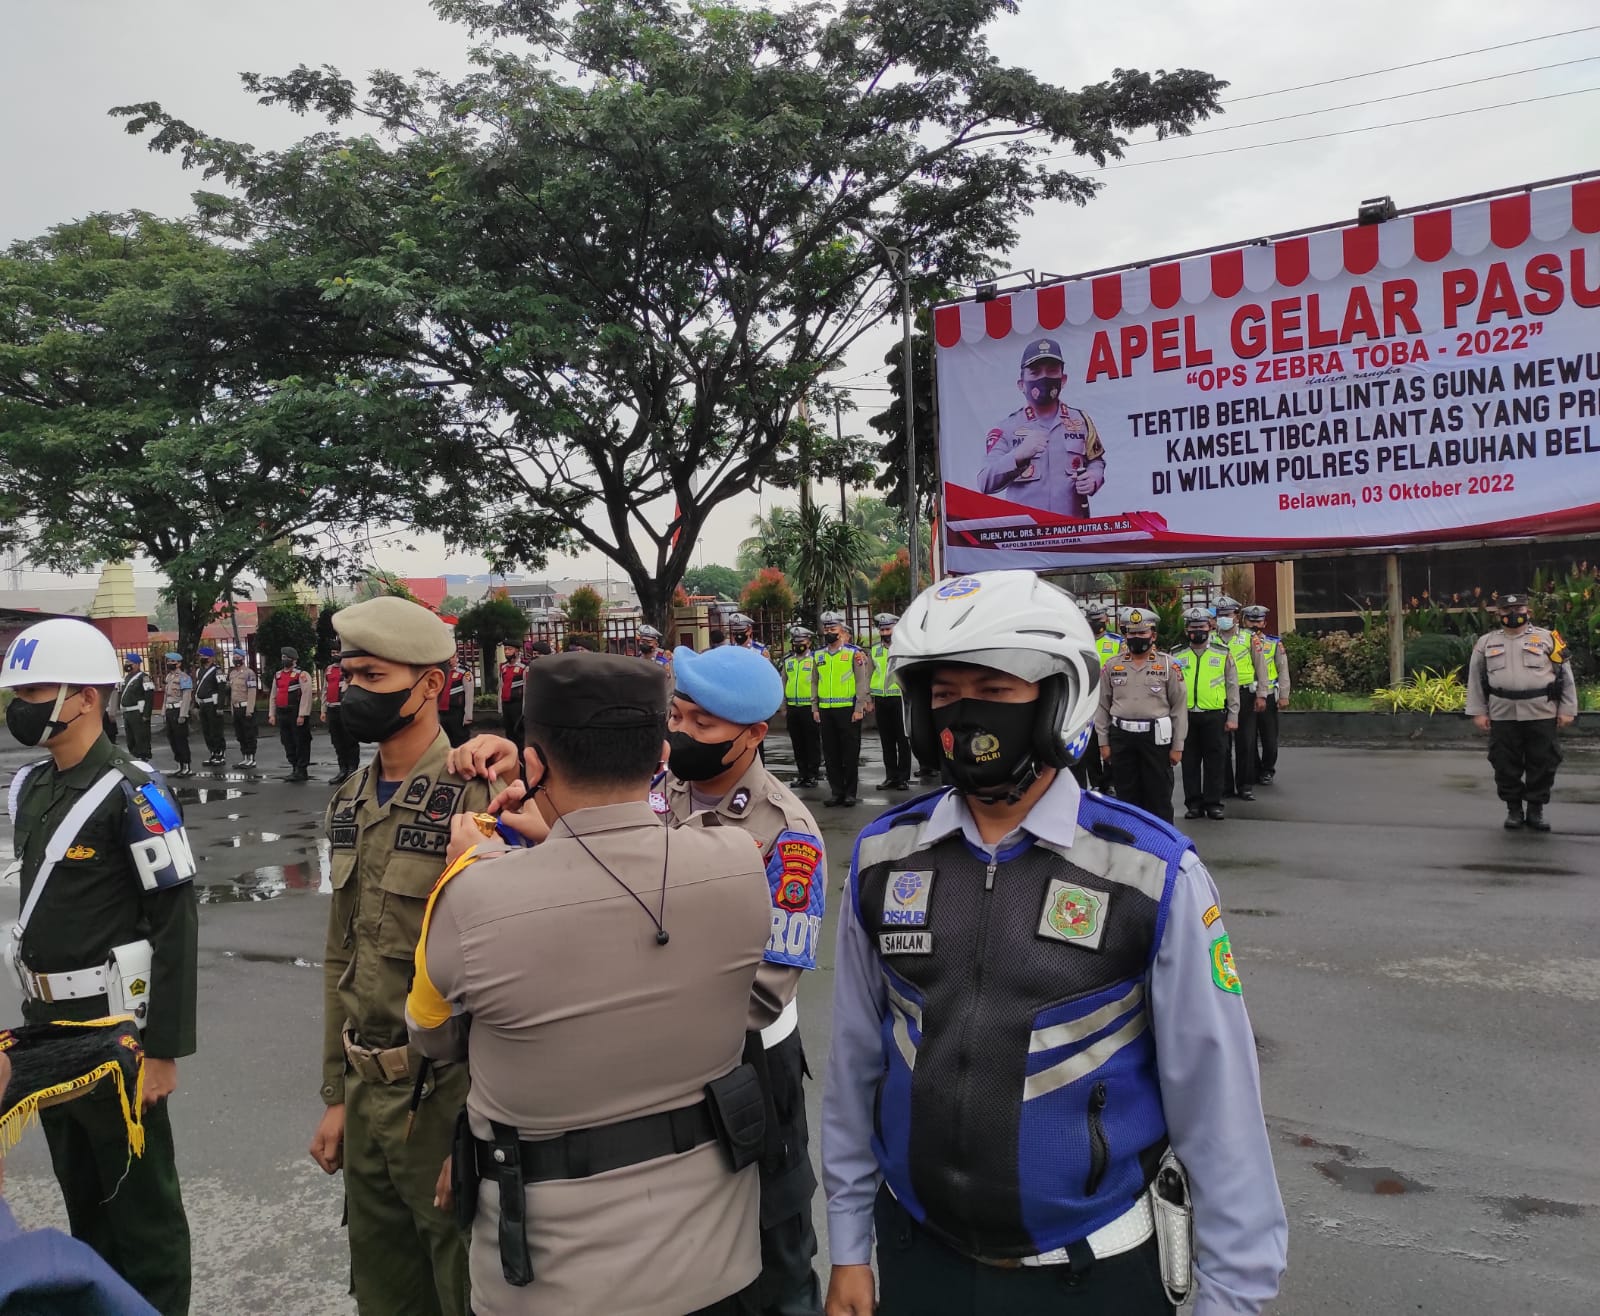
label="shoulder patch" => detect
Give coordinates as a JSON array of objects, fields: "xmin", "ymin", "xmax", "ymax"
[
  {"xmin": 649, "ymin": 790, "xmax": 670, "ymax": 816},
  {"xmin": 1201, "ymin": 903, "xmax": 1222, "ymax": 928},
  {"xmin": 764, "ymin": 829, "xmax": 825, "ymax": 970},
  {"xmin": 729, "ymin": 787, "xmax": 752, "ymax": 815},
  {"xmin": 401, "ymin": 776, "xmax": 431, "ymax": 807},
  {"xmin": 421, "ymin": 783, "xmax": 463, "ymax": 823},
  {"xmin": 1211, "ymin": 935, "xmax": 1242, "ymax": 994}
]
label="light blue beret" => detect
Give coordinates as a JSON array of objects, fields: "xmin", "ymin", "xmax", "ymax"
[
  {"xmin": 164, "ymin": 651, "xmax": 182, "ymax": 661},
  {"xmin": 671, "ymin": 645, "xmax": 783, "ymax": 725}
]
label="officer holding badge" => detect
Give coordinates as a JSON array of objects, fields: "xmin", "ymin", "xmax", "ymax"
[
  {"xmin": 447, "ymin": 643, "xmax": 829, "ymax": 1316},
  {"xmin": 3, "ymin": 618, "xmax": 198, "ymax": 1314},
  {"xmin": 977, "ymin": 338, "xmax": 1106, "ymax": 518},
  {"xmin": 308, "ymin": 596, "xmax": 493, "ymax": 1316},
  {"xmin": 821, "ymin": 572, "xmax": 1286, "ymax": 1316}
]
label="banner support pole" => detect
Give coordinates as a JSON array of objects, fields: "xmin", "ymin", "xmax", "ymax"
[{"xmin": 1385, "ymin": 553, "xmax": 1404, "ymax": 685}]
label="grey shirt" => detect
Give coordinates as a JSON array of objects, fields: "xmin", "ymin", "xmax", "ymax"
[
  {"xmin": 1465, "ymin": 625, "xmax": 1578, "ymax": 721},
  {"xmin": 821, "ymin": 772, "xmax": 1288, "ymax": 1314}
]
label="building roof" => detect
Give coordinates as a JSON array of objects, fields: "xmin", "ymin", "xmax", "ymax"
[{"xmin": 400, "ymin": 577, "xmax": 449, "ymax": 610}]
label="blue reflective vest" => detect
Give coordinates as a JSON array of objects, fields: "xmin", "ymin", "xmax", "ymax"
[{"xmin": 850, "ymin": 789, "xmax": 1191, "ymax": 1259}]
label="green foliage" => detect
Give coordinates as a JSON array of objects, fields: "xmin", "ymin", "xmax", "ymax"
[
  {"xmin": 315, "ymin": 603, "xmax": 343, "ymax": 669},
  {"xmin": 1404, "ymin": 590, "xmax": 1495, "ymax": 637},
  {"xmin": 741, "ymin": 568, "xmax": 795, "ymax": 618},
  {"xmin": 870, "ymin": 550, "xmax": 910, "ymax": 614},
  {"xmin": 795, "ymin": 506, "xmax": 873, "ymax": 619},
  {"xmin": 440, "ymin": 594, "xmax": 472, "ymax": 617},
  {"xmin": 869, "ymin": 331, "xmax": 938, "ymax": 522},
  {"xmin": 1119, "ymin": 569, "xmax": 1183, "ymax": 608},
  {"xmin": 1152, "ymin": 597, "xmax": 1187, "ymax": 652},
  {"xmin": 1288, "ymin": 688, "xmax": 1337, "ymax": 710},
  {"xmin": 682, "ymin": 565, "xmax": 747, "ymax": 601},
  {"xmin": 563, "ymin": 586, "xmax": 605, "ymax": 630},
  {"xmin": 1370, "ymin": 669, "xmax": 1467, "ymax": 714},
  {"xmin": 114, "ymin": 0, "xmax": 1223, "ymax": 622},
  {"xmin": 255, "ymin": 607, "xmax": 317, "ymax": 682},
  {"xmin": 1404, "ymin": 632, "xmax": 1473, "ymax": 679},
  {"xmin": 1581, "ymin": 683, "xmax": 1600, "ymax": 711},
  {"xmin": 1288, "ymin": 628, "xmax": 1389, "ymax": 694},
  {"xmin": 1531, "ymin": 563, "xmax": 1600, "ymax": 681},
  {"xmin": 354, "ymin": 571, "xmax": 420, "ymax": 603},
  {"xmin": 0, "ymin": 213, "xmax": 482, "ymax": 654},
  {"xmin": 455, "ymin": 598, "xmax": 529, "ymax": 652}
]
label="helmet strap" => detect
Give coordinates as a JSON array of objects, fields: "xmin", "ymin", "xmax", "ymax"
[{"xmin": 42, "ymin": 684, "xmax": 86, "ymax": 741}]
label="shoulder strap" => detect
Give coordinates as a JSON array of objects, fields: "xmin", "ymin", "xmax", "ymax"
[{"xmin": 17, "ymin": 767, "xmax": 128, "ymax": 933}]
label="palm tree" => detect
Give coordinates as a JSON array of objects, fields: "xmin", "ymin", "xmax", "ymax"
[
  {"xmin": 737, "ymin": 506, "xmax": 804, "ymax": 577},
  {"xmin": 796, "ymin": 505, "xmax": 872, "ymax": 617}
]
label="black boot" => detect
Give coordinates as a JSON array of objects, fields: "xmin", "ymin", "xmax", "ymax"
[
  {"xmin": 1525, "ymin": 803, "xmax": 1551, "ymax": 832},
  {"xmin": 1503, "ymin": 803, "xmax": 1524, "ymax": 830}
]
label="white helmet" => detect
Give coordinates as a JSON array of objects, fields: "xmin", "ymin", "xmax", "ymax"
[
  {"xmin": 2, "ymin": 618, "xmax": 122, "ymax": 690},
  {"xmin": 889, "ymin": 571, "xmax": 1101, "ymax": 777}
]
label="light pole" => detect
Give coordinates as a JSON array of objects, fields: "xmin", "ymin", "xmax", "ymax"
[{"xmin": 856, "ymin": 230, "xmax": 920, "ymax": 599}]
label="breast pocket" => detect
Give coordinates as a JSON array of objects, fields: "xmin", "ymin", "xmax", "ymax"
[
  {"xmin": 1483, "ymin": 645, "xmax": 1508, "ymax": 673},
  {"xmin": 377, "ymin": 853, "xmax": 449, "ymax": 962}
]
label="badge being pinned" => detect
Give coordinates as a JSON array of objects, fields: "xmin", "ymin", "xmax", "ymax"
[
  {"xmin": 1037, "ymin": 878, "xmax": 1108, "ymax": 950},
  {"xmin": 1210, "ymin": 935, "xmax": 1242, "ymax": 994}
]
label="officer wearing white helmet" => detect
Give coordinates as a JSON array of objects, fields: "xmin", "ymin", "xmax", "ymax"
[
  {"xmin": 728, "ymin": 612, "xmax": 769, "ymax": 658},
  {"xmin": 636, "ymin": 623, "xmax": 673, "ymax": 667},
  {"xmin": 821, "ymin": 571, "xmax": 1286, "ymax": 1316},
  {"xmin": 2, "ymin": 618, "xmax": 198, "ymax": 1312}
]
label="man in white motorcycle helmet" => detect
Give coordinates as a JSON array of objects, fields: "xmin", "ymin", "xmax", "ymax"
[
  {"xmin": 821, "ymin": 571, "xmax": 1285, "ymax": 1316},
  {"xmin": 2, "ymin": 617, "xmax": 197, "ymax": 1313}
]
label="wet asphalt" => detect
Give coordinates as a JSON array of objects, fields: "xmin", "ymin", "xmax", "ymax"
[{"xmin": 1, "ymin": 729, "xmax": 1597, "ymax": 1314}]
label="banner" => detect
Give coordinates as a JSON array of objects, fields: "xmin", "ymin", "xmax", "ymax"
[{"xmin": 933, "ymin": 178, "xmax": 1600, "ymax": 572}]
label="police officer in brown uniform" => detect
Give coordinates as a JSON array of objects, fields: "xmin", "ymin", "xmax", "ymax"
[
  {"xmin": 227, "ymin": 650, "xmax": 259, "ymax": 769},
  {"xmin": 307, "ymin": 596, "xmax": 493, "ymax": 1316},
  {"xmin": 1465, "ymin": 593, "xmax": 1579, "ymax": 832},
  {"xmin": 408, "ymin": 654, "xmax": 772, "ymax": 1316},
  {"xmin": 1093, "ymin": 607, "xmax": 1186, "ymax": 824}
]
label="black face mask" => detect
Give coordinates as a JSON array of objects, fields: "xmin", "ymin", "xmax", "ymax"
[
  {"xmin": 1501, "ymin": 613, "xmax": 1529, "ymax": 628},
  {"xmin": 1024, "ymin": 375, "xmax": 1063, "ymax": 412},
  {"xmin": 1089, "ymin": 619, "xmax": 1105, "ymax": 636},
  {"xmin": 1126, "ymin": 635, "xmax": 1154, "ymax": 654},
  {"xmin": 6, "ymin": 690, "xmax": 80, "ymax": 747},
  {"xmin": 666, "ymin": 728, "xmax": 746, "ymax": 783},
  {"xmin": 340, "ymin": 676, "xmax": 428, "ymax": 744},
  {"xmin": 932, "ymin": 698, "xmax": 1039, "ymax": 800},
  {"xmin": 1186, "ymin": 629, "xmax": 1210, "ymax": 645},
  {"xmin": 639, "ymin": 642, "xmax": 656, "ymax": 655},
  {"xmin": 792, "ymin": 644, "xmax": 807, "ymax": 655}
]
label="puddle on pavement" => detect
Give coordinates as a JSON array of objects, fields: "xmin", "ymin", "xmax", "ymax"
[
  {"xmin": 1455, "ymin": 862, "xmax": 1577, "ymax": 877},
  {"xmin": 1315, "ymin": 1161, "xmax": 1432, "ymax": 1196},
  {"xmin": 220, "ymin": 950, "xmax": 322, "ymax": 969},
  {"xmin": 197, "ymin": 839, "xmax": 333, "ymax": 903},
  {"xmin": 174, "ymin": 787, "xmax": 246, "ymax": 805},
  {"xmin": 1231, "ymin": 907, "xmax": 1279, "ymax": 917},
  {"xmin": 1444, "ymin": 775, "xmax": 1482, "ymax": 791},
  {"xmin": 1487, "ymin": 1195, "xmax": 1588, "ymax": 1223}
]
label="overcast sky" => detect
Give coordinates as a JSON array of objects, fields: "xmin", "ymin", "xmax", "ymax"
[{"xmin": 4, "ymin": 0, "xmax": 1596, "ymax": 593}]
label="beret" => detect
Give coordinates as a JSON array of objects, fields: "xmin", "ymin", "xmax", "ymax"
[
  {"xmin": 333, "ymin": 596, "xmax": 455, "ymax": 665},
  {"xmin": 280, "ymin": 647, "xmax": 298, "ymax": 661},
  {"xmin": 198, "ymin": 646, "xmax": 215, "ymax": 657},
  {"xmin": 124, "ymin": 653, "xmax": 143, "ymax": 663},
  {"xmin": 524, "ymin": 652, "xmax": 667, "ymax": 729},
  {"xmin": 163, "ymin": 652, "xmax": 182, "ymax": 661},
  {"xmin": 670, "ymin": 645, "xmax": 783, "ymax": 725}
]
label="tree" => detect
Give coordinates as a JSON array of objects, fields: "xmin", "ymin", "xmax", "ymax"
[
  {"xmin": 870, "ymin": 331, "xmax": 939, "ymax": 523},
  {"xmin": 741, "ymin": 568, "xmax": 795, "ymax": 620},
  {"xmin": 738, "ymin": 508, "xmax": 806, "ymax": 580},
  {"xmin": 315, "ymin": 603, "xmax": 344, "ymax": 669},
  {"xmin": 795, "ymin": 506, "xmax": 872, "ymax": 622},
  {"xmin": 562, "ymin": 585, "xmax": 605, "ymax": 649},
  {"xmin": 440, "ymin": 593, "xmax": 472, "ymax": 617},
  {"xmin": 681, "ymin": 564, "xmax": 747, "ymax": 602},
  {"xmin": 115, "ymin": 0, "xmax": 1223, "ymax": 626},
  {"xmin": 353, "ymin": 571, "xmax": 421, "ymax": 603},
  {"xmin": 455, "ymin": 596, "xmax": 530, "ymax": 695},
  {"xmin": 255, "ymin": 607, "xmax": 317, "ymax": 686},
  {"xmin": 0, "ymin": 213, "xmax": 485, "ymax": 654},
  {"xmin": 870, "ymin": 549, "xmax": 911, "ymax": 615}
]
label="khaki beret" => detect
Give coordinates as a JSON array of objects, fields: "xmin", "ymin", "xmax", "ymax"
[{"xmin": 333, "ymin": 596, "xmax": 455, "ymax": 664}]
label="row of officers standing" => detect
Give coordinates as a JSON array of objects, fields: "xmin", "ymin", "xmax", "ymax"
[{"xmin": 4, "ymin": 580, "xmax": 1289, "ymax": 1316}]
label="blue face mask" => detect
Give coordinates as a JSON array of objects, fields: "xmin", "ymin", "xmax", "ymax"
[{"xmin": 1217, "ymin": 616, "xmax": 1236, "ymax": 632}]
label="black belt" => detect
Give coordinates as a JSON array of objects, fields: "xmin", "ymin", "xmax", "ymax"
[
  {"xmin": 473, "ymin": 1099, "xmax": 716, "ymax": 1184},
  {"xmin": 1488, "ymin": 684, "xmax": 1560, "ymax": 701}
]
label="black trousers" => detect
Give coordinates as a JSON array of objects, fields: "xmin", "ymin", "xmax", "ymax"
[
  {"xmin": 123, "ymin": 713, "xmax": 152, "ymax": 759},
  {"xmin": 1224, "ymin": 698, "xmax": 1257, "ymax": 795},
  {"xmin": 197, "ymin": 702, "xmax": 226, "ymax": 757},
  {"xmin": 1070, "ymin": 729, "xmax": 1114, "ymax": 793},
  {"xmin": 501, "ymin": 699, "xmax": 524, "ymax": 748},
  {"xmin": 873, "ymin": 1186, "xmax": 1173, "ymax": 1316},
  {"xmin": 1107, "ymin": 727, "xmax": 1175, "ymax": 824},
  {"xmin": 440, "ymin": 708, "xmax": 468, "ymax": 747},
  {"xmin": 277, "ymin": 715, "xmax": 311, "ymax": 770},
  {"xmin": 1488, "ymin": 718, "xmax": 1562, "ymax": 804},
  {"xmin": 1255, "ymin": 693, "xmax": 1280, "ymax": 775},
  {"xmin": 232, "ymin": 705, "xmax": 258, "ymax": 757},
  {"xmin": 42, "ymin": 1085, "xmax": 191, "ymax": 1316},
  {"xmin": 817, "ymin": 707, "xmax": 862, "ymax": 801},
  {"xmin": 875, "ymin": 697, "xmax": 912, "ymax": 784},
  {"xmin": 1182, "ymin": 709, "xmax": 1228, "ymax": 810},
  {"xmin": 756, "ymin": 1029, "xmax": 822, "ymax": 1316},
  {"xmin": 688, "ymin": 1279, "xmax": 762, "ymax": 1316},
  {"xmin": 786, "ymin": 705, "xmax": 821, "ymax": 782},
  {"xmin": 327, "ymin": 705, "xmax": 360, "ymax": 774},
  {"xmin": 163, "ymin": 710, "xmax": 191, "ymax": 766}
]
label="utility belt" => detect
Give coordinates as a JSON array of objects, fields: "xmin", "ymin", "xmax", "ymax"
[
  {"xmin": 1112, "ymin": 715, "xmax": 1175, "ymax": 746},
  {"xmin": 197, "ymin": 695, "xmax": 218, "ymax": 706},
  {"xmin": 1488, "ymin": 683, "xmax": 1562, "ymax": 702},
  {"xmin": 452, "ymin": 1062, "xmax": 767, "ymax": 1287},
  {"xmin": 965, "ymin": 1149, "xmax": 1193, "ymax": 1304},
  {"xmin": 7, "ymin": 935, "xmax": 155, "ymax": 1030},
  {"xmin": 341, "ymin": 1027, "xmax": 415, "ymax": 1084}
]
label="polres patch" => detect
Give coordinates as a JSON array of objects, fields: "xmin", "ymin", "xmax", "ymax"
[
  {"xmin": 1037, "ymin": 878, "xmax": 1109, "ymax": 950},
  {"xmin": 882, "ymin": 869, "xmax": 934, "ymax": 927},
  {"xmin": 763, "ymin": 830, "xmax": 825, "ymax": 970}
]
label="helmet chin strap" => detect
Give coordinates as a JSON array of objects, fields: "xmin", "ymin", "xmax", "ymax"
[
  {"xmin": 967, "ymin": 753, "xmax": 1044, "ymax": 807},
  {"xmin": 42, "ymin": 685, "xmax": 84, "ymax": 741}
]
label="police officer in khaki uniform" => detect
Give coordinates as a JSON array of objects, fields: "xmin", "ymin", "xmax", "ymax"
[
  {"xmin": 4, "ymin": 618, "xmax": 198, "ymax": 1315},
  {"xmin": 409, "ymin": 654, "xmax": 771, "ymax": 1316},
  {"xmin": 1094, "ymin": 607, "xmax": 1186, "ymax": 823},
  {"xmin": 160, "ymin": 653, "xmax": 194, "ymax": 778},
  {"xmin": 307, "ymin": 596, "xmax": 493, "ymax": 1316},
  {"xmin": 1465, "ymin": 593, "xmax": 1579, "ymax": 832},
  {"xmin": 227, "ymin": 650, "xmax": 259, "ymax": 769}
]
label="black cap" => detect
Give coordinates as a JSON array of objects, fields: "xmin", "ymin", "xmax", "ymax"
[
  {"xmin": 1500, "ymin": 594, "xmax": 1528, "ymax": 609},
  {"xmin": 524, "ymin": 653, "xmax": 668, "ymax": 730}
]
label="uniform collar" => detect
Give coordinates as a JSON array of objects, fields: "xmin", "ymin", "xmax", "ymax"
[
  {"xmin": 919, "ymin": 769, "xmax": 1082, "ymax": 856},
  {"xmin": 356, "ymin": 729, "xmax": 453, "ymax": 816},
  {"xmin": 49, "ymin": 733, "xmax": 118, "ymax": 789},
  {"xmin": 663, "ymin": 755, "xmax": 770, "ymax": 821},
  {"xmin": 550, "ymin": 800, "xmax": 664, "ymax": 837}
]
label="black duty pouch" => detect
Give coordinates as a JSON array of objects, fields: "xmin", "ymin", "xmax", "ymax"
[
  {"xmin": 450, "ymin": 1107, "xmax": 480, "ymax": 1232},
  {"xmin": 703, "ymin": 1062, "xmax": 767, "ymax": 1173},
  {"xmin": 488, "ymin": 1120, "xmax": 534, "ymax": 1286}
]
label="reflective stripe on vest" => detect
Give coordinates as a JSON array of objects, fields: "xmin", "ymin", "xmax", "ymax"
[
  {"xmin": 815, "ymin": 647, "xmax": 859, "ymax": 708},
  {"xmin": 1175, "ymin": 647, "xmax": 1228, "ymax": 711},
  {"xmin": 784, "ymin": 655, "xmax": 816, "ymax": 705},
  {"xmin": 870, "ymin": 643, "xmax": 900, "ymax": 697},
  {"xmin": 1227, "ymin": 634, "xmax": 1255, "ymax": 686}
]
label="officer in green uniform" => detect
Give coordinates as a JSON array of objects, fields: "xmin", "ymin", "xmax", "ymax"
[
  {"xmin": 783, "ymin": 627, "xmax": 821, "ymax": 787},
  {"xmin": 117, "ymin": 654, "xmax": 156, "ymax": 760},
  {"xmin": 1073, "ymin": 602, "xmax": 1122, "ymax": 794},
  {"xmin": 4, "ymin": 618, "xmax": 198, "ymax": 1316},
  {"xmin": 869, "ymin": 613, "xmax": 911, "ymax": 791},
  {"xmin": 307, "ymin": 595, "xmax": 493, "ymax": 1316},
  {"xmin": 1242, "ymin": 605, "xmax": 1290, "ymax": 783},
  {"xmin": 1212, "ymin": 597, "xmax": 1264, "ymax": 802},
  {"xmin": 1171, "ymin": 607, "xmax": 1239, "ymax": 820},
  {"xmin": 809, "ymin": 611, "xmax": 871, "ymax": 808}
]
